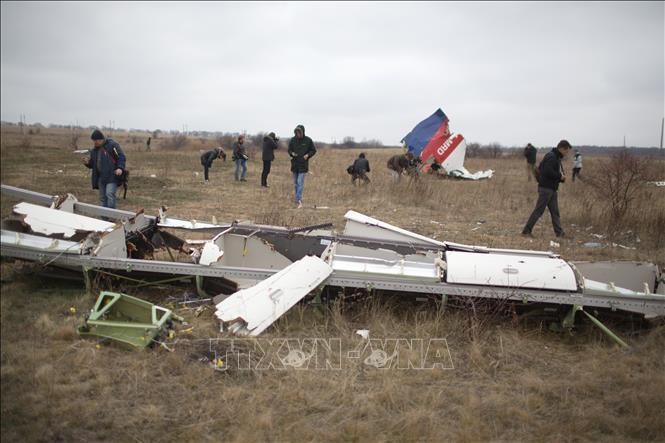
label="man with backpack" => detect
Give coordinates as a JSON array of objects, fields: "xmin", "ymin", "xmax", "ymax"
[
  {"xmin": 82, "ymin": 129, "xmax": 127, "ymax": 209},
  {"xmin": 521, "ymin": 139, "xmax": 573, "ymax": 238},
  {"xmin": 523, "ymin": 143, "xmax": 537, "ymax": 181}
]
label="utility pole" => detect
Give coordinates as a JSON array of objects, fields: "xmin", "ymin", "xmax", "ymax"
[
  {"xmin": 660, "ymin": 117, "xmax": 663, "ymax": 150},
  {"xmin": 623, "ymin": 135, "xmax": 626, "ymax": 149}
]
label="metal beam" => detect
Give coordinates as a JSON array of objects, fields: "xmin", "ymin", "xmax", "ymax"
[
  {"xmin": 3, "ymin": 243, "xmax": 663, "ymax": 318},
  {"xmin": 2, "ymin": 184, "xmax": 155, "ymax": 222}
]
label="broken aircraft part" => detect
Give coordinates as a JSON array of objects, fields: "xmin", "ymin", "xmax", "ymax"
[
  {"xmin": 77, "ymin": 291, "xmax": 184, "ymax": 349},
  {"xmin": 2, "ymin": 184, "xmax": 664, "ymax": 330},
  {"xmin": 215, "ymin": 255, "xmax": 333, "ymax": 336},
  {"xmin": 401, "ymin": 108, "xmax": 494, "ymax": 180}
]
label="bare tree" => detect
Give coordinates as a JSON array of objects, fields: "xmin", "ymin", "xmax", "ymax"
[{"xmin": 585, "ymin": 150, "xmax": 658, "ymax": 233}]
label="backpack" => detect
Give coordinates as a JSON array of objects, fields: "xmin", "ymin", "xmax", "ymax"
[
  {"xmin": 102, "ymin": 145, "xmax": 129, "ymax": 199},
  {"xmin": 533, "ymin": 161, "xmax": 541, "ymax": 183}
]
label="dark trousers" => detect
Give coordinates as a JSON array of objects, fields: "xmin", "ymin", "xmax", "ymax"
[
  {"xmin": 261, "ymin": 160, "xmax": 272, "ymax": 186},
  {"xmin": 352, "ymin": 172, "xmax": 370, "ymax": 185},
  {"xmin": 572, "ymin": 167, "xmax": 581, "ymax": 182},
  {"xmin": 203, "ymin": 165, "xmax": 210, "ymax": 181},
  {"xmin": 523, "ymin": 186, "xmax": 563, "ymax": 235}
]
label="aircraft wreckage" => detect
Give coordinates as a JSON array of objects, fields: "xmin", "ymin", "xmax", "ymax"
[{"xmin": 1, "ymin": 184, "xmax": 664, "ymax": 347}]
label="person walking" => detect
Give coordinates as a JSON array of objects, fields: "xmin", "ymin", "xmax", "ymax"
[
  {"xmin": 524, "ymin": 142, "xmax": 537, "ymax": 181},
  {"xmin": 82, "ymin": 129, "xmax": 126, "ymax": 209},
  {"xmin": 351, "ymin": 152, "xmax": 371, "ymax": 185},
  {"xmin": 572, "ymin": 150, "xmax": 583, "ymax": 182},
  {"xmin": 521, "ymin": 140, "xmax": 573, "ymax": 238},
  {"xmin": 232, "ymin": 135, "xmax": 248, "ymax": 182},
  {"xmin": 200, "ymin": 147, "xmax": 226, "ymax": 183},
  {"xmin": 261, "ymin": 132, "xmax": 279, "ymax": 187},
  {"xmin": 288, "ymin": 124, "xmax": 316, "ymax": 208},
  {"xmin": 146, "ymin": 136, "xmax": 151, "ymax": 152}
]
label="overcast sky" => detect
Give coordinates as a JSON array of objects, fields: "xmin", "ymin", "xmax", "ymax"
[{"xmin": 1, "ymin": 1, "xmax": 663, "ymax": 147}]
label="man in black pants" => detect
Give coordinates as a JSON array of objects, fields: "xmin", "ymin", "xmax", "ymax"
[
  {"xmin": 522, "ymin": 140, "xmax": 572, "ymax": 238},
  {"xmin": 200, "ymin": 147, "xmax": 226, "ymax": 183},
  {"xmin": 350, "ymin": 152, "xmax": 371, "ymax": 185},
  {"xmin": 261, "ymin": 132, "xmax": 278, "ymax": 187}
]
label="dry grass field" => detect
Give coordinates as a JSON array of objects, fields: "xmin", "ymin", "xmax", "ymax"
[{"xmin": 1, "ymin": 125, "xmax": 665, "ymax": 442}]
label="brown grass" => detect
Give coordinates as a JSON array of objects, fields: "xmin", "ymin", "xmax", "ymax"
[{"xmin": 2, "ymin": 125, "xmax": 665, "ymax": 442}]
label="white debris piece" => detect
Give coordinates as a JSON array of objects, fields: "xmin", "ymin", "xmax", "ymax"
[
  {"xmin": 344, "ymin": 210, "xmax": 446, "ymax": 247},
  {"xmin": 1, "ymin": 230, "xmax": 81, "ymax": 253},
  {"xmin": 215, "ymin": 255, "xmax": 333, "ymax": 336},
  {"xmin": 445, "ymin": 250, "xmax": 577, "ymax": 290},
  {"xmin": 157, "ymin": 218, "xmax": 224, "ymax": 230},
  {"xmin": 446, "ymin": 166, "xmax": 494, "ymax": 180},
  {"xmin": 324, "ymin": 243, "xmax": 441, "ymax": 281},
  {"xmin": 199, "ymin": 241, "xmax": 224, "ymax": 265},
  {"xmin": 13, "ymin": 202, "xmax": 116, "ymax": 238}
]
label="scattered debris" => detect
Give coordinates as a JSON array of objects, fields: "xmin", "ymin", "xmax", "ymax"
[
  {"xmin": 77, "ymin": 291, "xmax": 184, "ymax": 349},
  {"xmin": 2, "ymin": 184, "xmax": 664, "ymax": 345}
]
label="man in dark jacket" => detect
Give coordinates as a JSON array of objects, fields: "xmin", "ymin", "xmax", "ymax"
[
  {"xmin": 83, "ymin": 129, "xmax": 126, "ymax": 209},
  {"xmin": 522, "ymin": 139, "xmax": 572, "ymax": 237},
  {"xmin": 288, "ymin": 124, "xmax": 316, "ymax": 208},
  {"xmin": 351, "ymin": 152, "xmax": 371, "ymax": 185},
  {"xmin": 200, "ymin": 147, "xmax": 226, "ymax": 183},
  {"xmin": 261, "ymin": 132, "xmax": 278, "ymax": 188},
  {"xmin": 523, "ymin": 143, "xmax": 537, "ymax": 181}
]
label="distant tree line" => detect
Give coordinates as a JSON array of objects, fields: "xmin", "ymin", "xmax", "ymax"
[{"xmin": 465, "ymin": 142, "xmax": 665, "ymax": 158}]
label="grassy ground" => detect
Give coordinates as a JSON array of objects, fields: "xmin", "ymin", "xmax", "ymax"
[{"xmin": 1, "ymin": 125, "xmax": 665, "ymax": 442}]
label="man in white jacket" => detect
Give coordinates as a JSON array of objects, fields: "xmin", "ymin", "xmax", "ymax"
[{"xmin": 572, "ymin": 150, "xmax": 583, "ymax": 182}]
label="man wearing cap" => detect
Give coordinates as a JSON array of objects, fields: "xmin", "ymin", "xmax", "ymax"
[
  {"xmin": 200, "ymin": 147, "xmax": 227, "ymax": 183},
  {"xmin": 261, "ymin": 132, "xmax": 279, "ymax": 188},
  {"xmin": 521, "ymin": 139, "xmax": 572, "ymax": 238},
  {"xmin": 83, "ymin": 129, "xmax": 126, "ymax": 209},
  {"xmin": 288, "ymin": 124, "xmax": 316, "ymax": 208}
]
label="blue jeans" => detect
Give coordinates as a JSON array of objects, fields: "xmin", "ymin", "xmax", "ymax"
[
  {"xmin": 293, "ymin": 172, "xmax": 306, "ymax": 203},
  {"xmin": 98, "ymin": 180, "xmax": 118, "ymax": 209},
  {"xmin": 235, "ymin": 159, "xmax": 247, "ymax": 181}
]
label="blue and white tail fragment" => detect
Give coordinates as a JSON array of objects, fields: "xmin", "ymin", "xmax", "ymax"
[{"xmin": 402, "ymin": 108, "xmax": 493, "ymax": 180}]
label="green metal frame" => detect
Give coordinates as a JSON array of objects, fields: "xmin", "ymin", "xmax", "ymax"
[
  {"xmin": 77, "ymin": 291, "xmax": 183, "ymax": 349},
  {"xmin": 562, "ymin": 304, "xmax": 629, "ymax": 348}
]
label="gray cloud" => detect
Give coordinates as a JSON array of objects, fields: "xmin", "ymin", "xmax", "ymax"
[{"xmin": 2, "ymin": 1, "xmax": 663, "ymax": 147}]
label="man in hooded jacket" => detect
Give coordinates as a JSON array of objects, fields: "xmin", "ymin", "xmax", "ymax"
[
  {"xmin": 83, "ymin": 129, "xmax": 126, "ymax": 209},
  {"xmin": 288, "ymin": 124, "xmax": 316, "ymax": 208},
  {"xmin": 261, "ymin": 132, "xmax": 279, "ymax": 187}
]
